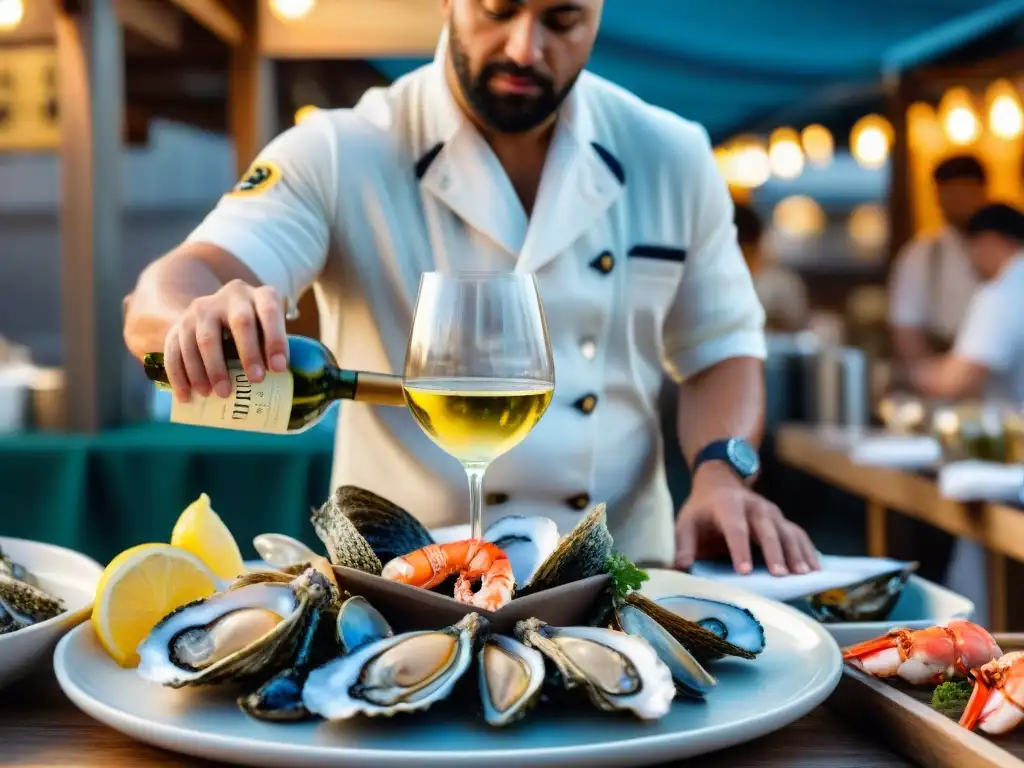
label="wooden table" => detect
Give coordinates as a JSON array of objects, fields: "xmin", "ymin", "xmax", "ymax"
[
  {"xmin": 775, "ymin": 424, "xmax": 1024, "ymax": 631},
  {"xmin": 1, "ymin": 668, "xmax": 911, "ymax": 767}
]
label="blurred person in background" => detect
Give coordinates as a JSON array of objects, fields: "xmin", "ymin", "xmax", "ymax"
[
  {"xmin": 911, "ymin": 203, "xmax": 1024, "ymax": 403},
  {"xmin": 734, "ymin": 203, "xmax": 809, "ymax": 333},
  {"xmin": 888, "ymin": 155, "xmax": 988, "ymax": 369},
  {"xmin": 122, "ymin": 0, "xmax": 820, "ymax": 577}
]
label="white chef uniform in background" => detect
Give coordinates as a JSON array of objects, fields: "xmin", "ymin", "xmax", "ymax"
[{"xmin": 184, "ymin": 29, "xmax": 766, "ymax": 568}]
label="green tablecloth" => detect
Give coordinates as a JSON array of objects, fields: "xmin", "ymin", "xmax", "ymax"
[{"xmin": 0, "ymin": 423, "xmax": 335, "ymax": 566}]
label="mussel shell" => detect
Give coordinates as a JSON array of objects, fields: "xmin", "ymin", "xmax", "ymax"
[
  {"xmin": 321, "ymin": 486, "xmax": 434, "ymax": 565},
  {"xmin": 484, "ymin": 516, "xmax": 561, "ymax": 588},
  {"xmin": 336, "ymin": 595, "xmax": 393, "ymax": 654},
  {"xmin": 632, "ymin": 593, "xmax": 765, "ymax": 662},
  {"xmin": 0, "ymin": 573, "xmax": 64, "ymax": 626},
  {"xmin": 613, "ymin": 603, "xmax": 716, "ymax": 697},
  {"xmin": 301, "ymin": 613, "xmax": 484, "ymax": 720},
  {"xmin": 514, "ymin": 617, "xmax": 675, "ymax": 720},
  {"xmin": 520, "ymin": 504, "xmax": 613, "ymax": 594},
  {"xmin": 138, "ymin": 567, "xmax": 335, "ymax": 688},
  {"xmin": 477, "ymin": 633, "xmax": 546, "ymax": 726},
  {"xmin": 805, "ymin": 566, "xmax": 915, "ymax": 623}
]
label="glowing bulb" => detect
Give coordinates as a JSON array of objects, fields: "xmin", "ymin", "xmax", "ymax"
[
  {"xmin": 801, "ymin": 124, "xmax": 834, "ymax": 167},
  {"xmin": 848, "ymin": 203, "xmax": 888, "ymax": 254},
  {"xmin": 986, "ymin": 79, "xmax": 1023, "ymax": 140},
  {"xmin": 850, "ymin": 115, "xmax": 892, "ymax": 170},
  {"xmin": 269, "ymin": 0, "xmax": 315, "ymax": 22},
  {"xmin": 768, "ymin": 127, "xmax": 805, "ymax": 180},
  {"xmin": 730, "ymin": 136, "xmax": 771, "ymax": 189},
  {"xmin": 294, "ymin": 104, "xmax": 320, "ymax": 125},
  {"xmin": 773, "ymin": 195, "xmax": 825, "ymax": 238},
  {"xmin": 0, "ymin": 0, "xmax": 23, "ymax": 31},
  {"xmin": 939, "ymin": 87, "xmax": 979, "ymax": 146}
]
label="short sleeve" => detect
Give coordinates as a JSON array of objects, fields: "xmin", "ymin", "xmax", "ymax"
[
  {"xmin": 185, "ymin": 112, "xmax": 337, "ymax": 301},
  {"xmin": 952, "ymin": 285, "xmax": 1015, "ymax": 372},
  {"xmin": 887, "ymin": 242, "xmax": 928, "ymax": 327},
  {"xmin": 661, "ymin": 128, "xmax": 766, "ymax": 381}
]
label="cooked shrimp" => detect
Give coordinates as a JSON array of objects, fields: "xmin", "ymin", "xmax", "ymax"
[{"xmin": 380, "ymin": 540, "xmax": 515, "ymax": 611}]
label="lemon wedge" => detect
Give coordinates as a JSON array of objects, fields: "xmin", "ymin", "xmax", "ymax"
[
  {"xmin": 170, "ymin": 493, "xmax": 246, "ymax": 581},
  {"xmin": 91, "ymin": 543, "xmax": 218, "ymax": 667}
]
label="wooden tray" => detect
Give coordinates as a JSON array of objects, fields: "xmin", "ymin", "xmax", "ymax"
[{"xmin": 826, "ymin": 633, "xmax": 1024, "ymax": 768}]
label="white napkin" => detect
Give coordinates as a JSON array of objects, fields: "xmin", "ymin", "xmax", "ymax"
[
  {"xmin": 688, "ymin": 554, "xmax": 916, "ymax": 603},
  {"xmin": 848, "ymin": 435, "xmax": 942, "ymax": 468},
  {"xmin": 938, "ymin": 460, "xmax": 1024, "ymax": 503}
]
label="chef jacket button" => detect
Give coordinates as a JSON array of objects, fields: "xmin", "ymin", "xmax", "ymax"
[
  {"xmin": 573, "ymin": 394, "xmax": 598, "ymax": 415},
  {"xmin": 485, "ymin": 492, "xmax": 510, "ymax": 506},
  {"xmin": 566, "ymin": 493, "xmax": 591, "ymax": 511},
  {"xmin": 590, "ymin": 251, "xmax": 615, "ymax": 275},
  {"xmin": 579, "ymin": 337, "xmax": 597, "ymax": 360}
]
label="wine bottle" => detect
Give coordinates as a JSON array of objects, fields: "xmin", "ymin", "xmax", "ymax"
[{"xmin": 143, "ymin": 331, "xmax": 405, "ymax": 433}]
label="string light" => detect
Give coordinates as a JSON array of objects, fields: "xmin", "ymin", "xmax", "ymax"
[
  {"xmin": 768, "ymin": 127, "xmax": 805, "ymax": 180},
  {"xmin": 269, "ymin": 0, "xmax": 315, "ymax": 22},
  {"xmin": 986, "ymin": 79, "xmax": 1023, "ymax": 140},
  {"xmin": 848, "ymin": 203, "xmax": 889, "ymax": 255},
  {"xmin": 0, "ymin": 0, "xmax": 23, "ymax": 31},
  {"xmin": 850, "ymin": 115, "xmax": 892, "ymax": 170},
  {"xmin": 729, "ymin": 135, "xmax": 771, "ymax": 189},
  {"xmin": 938, "ymin": 87, "xmax": 979, "ymax": 146},
  {"xmin": 800, "ymin": 124, "xmax": 834, "ymax": 167},
  {"xmin": 773, "ymin": 195, "xmax": 825, "ymax": 238}
]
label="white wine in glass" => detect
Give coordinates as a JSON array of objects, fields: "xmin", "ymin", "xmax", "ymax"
[{"xmin": 403, "ymin": 272, "xmax": 555, "ymax": 540}]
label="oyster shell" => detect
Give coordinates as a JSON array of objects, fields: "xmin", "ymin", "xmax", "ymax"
[
  {"xmin": 137, "ymin": 565, "xmax": 337, "ymax": 688},
  {"xmin": 0, "ymin": 546, "xmax": 37, "ymax": 588},
  {"xmin": 483, "ymin": 515, "xmax": 560, "ymax": 588},
  {"xmin": 518, "ymin": 504, "xmax": 613, "ymax": 595},
  {"xmin": 612, "ymin": 602, "xmax": 716, "ymax": 697},
  {"xmin": 0, "ymin": 573, "xmax": 64, "ymax": 628},
  {"xmin": 302, "ymin": 612, "xmax": 484, "ymax": 720},
  {"xmin": 514, "ymin": 617, "xmax": 675, "ymax": 719},
  {"xmin": 318, "ymin": 486, "xmax": 434, "ymax": 566},
  {"xmin": 627, "ymin": 593, "xmax": 765, "ymax": 662},
  {"xmin": 310, "ymin": 500, "xmax": 383, "ymax": 575},
  {"xmin": 478, "ymin": 633, "xmax": 546, "ymax": 726}
]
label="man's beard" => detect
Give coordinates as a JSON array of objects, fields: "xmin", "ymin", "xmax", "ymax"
[{"xmin": 449, "ymin": 24, "xmax": 578, "ymax": 134}]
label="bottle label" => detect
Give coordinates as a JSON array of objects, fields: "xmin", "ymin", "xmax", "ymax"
[{"xmin": 170, "ymin": 369, "xmax": 294, "ymax": 433}]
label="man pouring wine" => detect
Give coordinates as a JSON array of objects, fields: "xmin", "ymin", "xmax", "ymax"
[{"xmin": 122, "ymin": 0, "xmax": 820, "ymax": 577}]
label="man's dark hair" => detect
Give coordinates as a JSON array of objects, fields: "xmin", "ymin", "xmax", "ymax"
[
  {"xmin": 933, "ymin": 155, "xmax": 987, "ymax": 184},
  {"xmin": 965, "ymin": 203, "xmax": 1024, "ymax": 243},
  {"xmin": 734, "ymin": 203, "xmax": 763, "ymax": 245}
]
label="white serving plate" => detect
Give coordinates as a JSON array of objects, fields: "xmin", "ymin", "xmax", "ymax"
[
  {"xmin": 804, "ymin": 575, "xmax": 975, "ymax": 649},
  {"xmin": 54, "ymin": 568, "xmax": 842, "ymax": 768},
  {"xmin": 0, "ymin": 536, "xmax": 103, "ymax": 689}
]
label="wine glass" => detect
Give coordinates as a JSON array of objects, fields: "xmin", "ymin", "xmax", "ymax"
[{"xmin": 403, "ymin": 272, "xmax": 555, "ymax": 540}]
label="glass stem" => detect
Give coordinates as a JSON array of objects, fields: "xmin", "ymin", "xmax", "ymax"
[{"xmin": 464, "ymin": 463, "xmax": 488, "ymax": 540}]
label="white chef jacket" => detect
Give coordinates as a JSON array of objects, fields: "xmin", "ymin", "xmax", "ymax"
[
  {"xmin": 185, "ymin": 29, "xmax": 767, "ymax": 567},
  {"xmin": 951, "ymin": 254, "xmax": 1024, "ymax": 403},
  {"xmin": 888, "ymin": 226, "xmax": 981, "ymax": 344}
]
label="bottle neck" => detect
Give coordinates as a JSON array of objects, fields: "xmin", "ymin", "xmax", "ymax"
[{"xmin": 327, "ymin": 365, "xmax": 359, "ymax": 402}]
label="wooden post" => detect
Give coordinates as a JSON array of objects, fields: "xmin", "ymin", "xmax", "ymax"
[
  {"xmin": 866, "ymin": 500, "xmax": 888, "ymax": 558},
  {"xmin": 55, "ymin": 0, "xmax": 125, "ymax": 432}
]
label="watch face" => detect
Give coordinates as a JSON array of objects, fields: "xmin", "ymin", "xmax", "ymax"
[{"xmin": 727, "ymin": 439, "xmax": 760, "ymax": 477}]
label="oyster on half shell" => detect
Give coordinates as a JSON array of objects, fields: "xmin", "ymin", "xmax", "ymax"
[
  {"xmin": 478, "ymin": 632, "xmax": 546, "ymax": 726},
  {"xmin": 483, "ymin": 515, "xmax": 560, "ymax": 589},
  {"xmin": 514, "ymin": 617, "xmax": 675, "ymax": 719},
  {"xmin": 301, "ymin": 612, "xmax": 484, "ymax": 720},
  {"xmin": 137, "ymin": 565, "xmax": 337, "ymax": 688}
]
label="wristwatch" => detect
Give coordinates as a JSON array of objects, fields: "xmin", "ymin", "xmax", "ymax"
[{"xmin": 691, "ymin": 438, "xmax": 760, "ymax": 482}]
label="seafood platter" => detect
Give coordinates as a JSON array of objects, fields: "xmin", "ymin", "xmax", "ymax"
[
  {"xmin": 53, "ymin": 485, "xmax": 842, "ymax": 766},
  {"xmin": 832, "ymin": 620, "xmax": 1024, "ymax": 768},
  {"xmin": 0, "ymin": 536, "xmax": 102, "ymax": 689}
]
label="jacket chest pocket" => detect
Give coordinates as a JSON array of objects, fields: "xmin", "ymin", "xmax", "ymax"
[{"xmin": 626, "ymin": 244, "xmax": 687, "ymax": 325}]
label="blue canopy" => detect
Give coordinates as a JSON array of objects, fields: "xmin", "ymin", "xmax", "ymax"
[{"xmin": 371, "ymin": 0, "xmax": 1024, "ymax": 142}]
